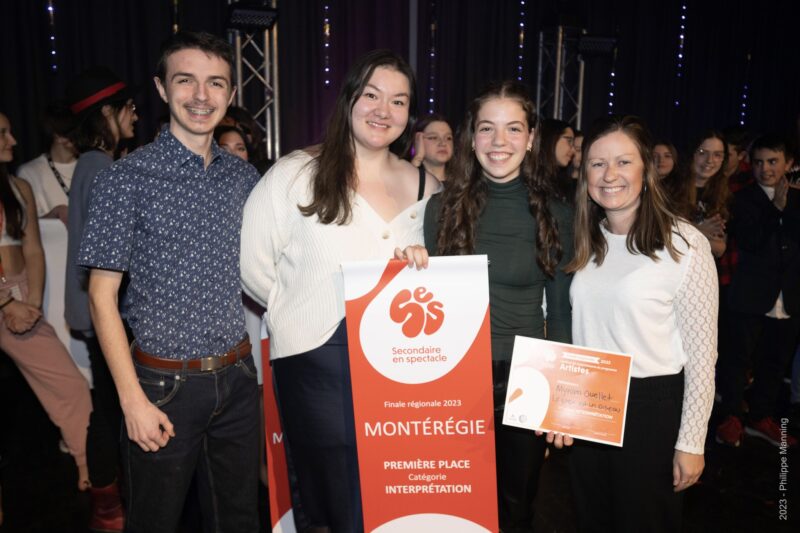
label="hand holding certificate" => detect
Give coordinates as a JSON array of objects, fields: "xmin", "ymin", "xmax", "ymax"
[{"xmin": 502, "ymin": 336, "xmax": 633, "ymax": 447}]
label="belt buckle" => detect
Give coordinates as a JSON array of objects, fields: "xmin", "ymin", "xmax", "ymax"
[{"xmin": 199, "ymin": 355, "xmax": 222, "ymax": 372}]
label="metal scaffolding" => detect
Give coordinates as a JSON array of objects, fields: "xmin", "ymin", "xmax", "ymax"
[
  {"xmin": 227, "ymin": 0, "xmax": 281, "ymax": 160},
  {"xmin": 536, "ymin": 26, "xmax": 585, "ymax": 129}
]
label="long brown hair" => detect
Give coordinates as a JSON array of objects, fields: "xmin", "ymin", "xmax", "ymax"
[
  {"xmin": 567, "ymin": 115, "xmax": 683, "ymax": 272},
  {"xmin": 69, "ymin": 100, "xmax": 126, "ymax": 154},
  {"xmin": 433, "ymin": 81, "xmax": 562, "ymax": 277},
  {"xmin": 300, "ymin": 49, "xmax": 417, "ymax": 225},
  {"xmin": 686, "ymin": 130, "xmax": 730, "ymax": 221},
  {"xmin": 0, "ymin": 112, "xmax": 24, "ymax": 239},
  {"xmin": 540, "ymin": 118, "xmax": 575, "ymax": 204},
  {"xmin": 655, "ymin": 140, "xmax": 691, "ymax": 218}
]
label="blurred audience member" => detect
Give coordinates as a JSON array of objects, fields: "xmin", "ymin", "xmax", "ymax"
[
  {"xmin": 16, "ymin": 102, "xmax": 77, "ymax": 224},
  {"xmin": 408, "ymin": 113, "xmax": 454, "ymax": 183}
]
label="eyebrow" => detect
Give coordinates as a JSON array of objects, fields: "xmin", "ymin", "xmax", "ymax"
[
  {"xmin": 364, "ymin": 83, "xmax": 409, "ymax": 98},
  {"xmin": 171, "ymin": 72, "xmax": 230, "ymax": 83},
  {"xmin": 476, "ymin": 120, "xmax": 526, "ymax": 127}
]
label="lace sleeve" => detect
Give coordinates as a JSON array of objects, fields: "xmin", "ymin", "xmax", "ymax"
[{"xmin": 674, "ymin": 231, "xmax": 719, "ymax": 454}]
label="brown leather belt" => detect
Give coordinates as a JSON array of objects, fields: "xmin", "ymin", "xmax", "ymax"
[{"xmin": 132, "ymin": 337, "xmax": 252, "ymax": 372}]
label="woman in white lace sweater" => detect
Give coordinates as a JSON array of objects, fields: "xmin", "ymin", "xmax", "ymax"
[{"xmin": 565, "ymin": 115, "xmax": 717, "ymax": 532}]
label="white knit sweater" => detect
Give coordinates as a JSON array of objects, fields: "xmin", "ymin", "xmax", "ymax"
[
  {"xmin": 570, "ymin": 221, "xmax": 718, "ymax": 454},
  {"xmin": 240, "ymin": 150, "xmax": 429, "ymax": 359}
]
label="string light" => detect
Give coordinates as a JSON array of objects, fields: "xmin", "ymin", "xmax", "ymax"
[
  {"xmin": 607, "ymin": 46, "xmax": 617, "ymax": 114},
  {"xmin": 516, "ymin": 0, "xmax": 526, "ymax": 81},
  {"xmin": 47, "ymin": 0, "xmax": 57, "ymax": 72},
  {"xmin": 427, "ymin": 2, "xmax": 437, "ymax": 114},
  {"xmin": 323, "ymin": 4, "xmax": 331, "ymax": 87},
  {"xmin": 674, "ymin": 4, "xmax": 687, "ymax": 106},
  {"xmin": 739, "ymin": 54, "xmax": 751, "ymax": 126}
]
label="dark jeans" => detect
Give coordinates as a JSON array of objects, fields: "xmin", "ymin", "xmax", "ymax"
[
  {"xmin": 122, "ymin": 354, "xmax": 261, "ymax": 533},
  {"xmin": 493, "ymin": 360, "xmax": 547, "ymax": 533},
  {"xmin": 79, "ymin": 331, "xmax": 123, "ymax": 488},
  {"xmin": 718, "ymin": 312, "xmax": 800, "ymax": 420}
]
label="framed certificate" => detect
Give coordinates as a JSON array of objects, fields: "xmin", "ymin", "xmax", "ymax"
[{"xmin": 502, "ymin": 336, "xmax": 633, "ymax": 447}]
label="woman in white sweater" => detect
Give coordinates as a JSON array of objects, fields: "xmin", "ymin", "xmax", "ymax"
[
  {"xmin": 240, "ymin": 50, "xmax": 438, "ymax": 532},
  {"xmin": 566, "ymin": 115, "xmax": 717, "ymax": 532}
]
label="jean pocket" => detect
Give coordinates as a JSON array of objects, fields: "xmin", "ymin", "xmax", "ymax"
[
  {"xmin": 135, "ymin": 365, "xmax": 182, "ymax": 407},
  {"xmin": 237, "ymin": 356, "xmax": 259, "ymax": 380}
]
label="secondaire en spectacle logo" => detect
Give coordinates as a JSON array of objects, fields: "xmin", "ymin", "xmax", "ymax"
[{"xmin": 389, "ymin": 287, "xmax": 444, "ymax": 337}]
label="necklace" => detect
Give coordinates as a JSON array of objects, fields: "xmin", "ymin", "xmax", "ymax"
[{"xmin": 46, "ymin": 152, "xmax": 70, "ymax": 195}]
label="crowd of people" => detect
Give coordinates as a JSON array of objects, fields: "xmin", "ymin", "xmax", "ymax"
[{"xmin": 0, "ymin": 29, "xmax": 798, "ymax": 533}]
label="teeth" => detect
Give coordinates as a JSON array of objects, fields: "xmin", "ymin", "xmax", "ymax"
[
  {"xmin": 602, "ymin": 186, "xmax": 624, "ymax": 193},
  {"xmin": 488, "ymin": 153, "xmax": 510, "ymax": 161},
  {"xmin": 367, "ymin": 121, "xmax": 389, "ymax": 128},
  {"xmin": 187, "ymin": 107, "xmax": 213, "ymax": 115}
]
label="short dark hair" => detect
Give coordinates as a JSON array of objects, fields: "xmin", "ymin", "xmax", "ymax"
[
  {"xmin": 41, "ymin": 101, "xmax": 76, "ymax": 147},
  {"xmin": 750, "ymin": 133, "xmax": 791, "ymax": 160},
  {"xmin": 722, "ymin": 125, "xmax": 750, "ymax": 152},
  {"xmin": 156, "ymin": 31, "xmax": 235, "ymax": 84}
]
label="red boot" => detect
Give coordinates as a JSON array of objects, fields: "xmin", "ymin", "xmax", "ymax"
[{"xmin": 89, "ymin": 480, "xmax": 125, "ymax": 533}]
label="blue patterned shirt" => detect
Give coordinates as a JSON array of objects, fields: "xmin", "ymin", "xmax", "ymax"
[{"xmin": 78, "ymin": 128, "xmax": 260, "ymax": 359}]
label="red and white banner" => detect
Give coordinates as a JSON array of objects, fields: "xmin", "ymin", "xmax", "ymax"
[
  {"xmin": 260, "ymin": 322, "xmax": 297, "ymax": 532},
  {"xmin": 343, "ymin": 256, "xmax": 498, "ymax": 532}
]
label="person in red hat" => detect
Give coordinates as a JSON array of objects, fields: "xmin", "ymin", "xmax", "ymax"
[
  {"xmin": 64, "ymin": 65, "xmax": 139, "ymax": 533},
  {"xmin": 79, "ymin": 32, "xmax": 261, "ymax": 533}
]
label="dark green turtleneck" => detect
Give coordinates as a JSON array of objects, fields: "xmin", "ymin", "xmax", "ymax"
[{"xmin": 424, "ymin": 177, "xmax": 574, "ymax": 361}]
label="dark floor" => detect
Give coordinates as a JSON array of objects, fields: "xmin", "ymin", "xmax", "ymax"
[{"xmin": 0, "ymin": 353, "xmax": 798, "ymax": 533}]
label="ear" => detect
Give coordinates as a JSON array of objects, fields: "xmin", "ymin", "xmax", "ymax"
[
  {"xmin": 527, "ymin": 127, "xmax": 535, "ymax": 151},
  {"xmin": 786, "ymin": 157, "xmax": 795, "ymax": 170},
  {"xmin": 153, "ymin": 76, "xmax": 168, "ymax": 104}
]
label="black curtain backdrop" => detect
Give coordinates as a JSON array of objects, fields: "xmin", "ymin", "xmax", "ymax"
[{"xmin": 1, "ymin": 0, "xmax": 798, "ymax": 166}]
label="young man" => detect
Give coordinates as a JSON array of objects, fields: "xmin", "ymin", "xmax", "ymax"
[
  {"xmin": 16, "ymin": 102, "xmax": 77, "ymax": 224},
  {"xmin": 716, "ymin": 134, "xmax": 800, "ymax": 448},
  {"xmin": 79, "ymin": 32, "xmax": 261, "ymax": 532}
]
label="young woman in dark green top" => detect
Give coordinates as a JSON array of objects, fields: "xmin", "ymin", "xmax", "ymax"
[{"xmin": 424, "ymin": 81, "xmax": 573, "ymax": 533}]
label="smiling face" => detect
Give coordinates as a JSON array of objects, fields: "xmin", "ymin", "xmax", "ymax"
[
  {"xmin": 751, "ymin": 148, "xmax": 793, "ymax": 188},
  {"xmin": 154, "ymin": 48, "xmax": 235, "ymax": 146},
  {"xmin": 692, "ymin": 137, "xmax": 725, "ymax": 183},
  {"xmin": 653, "ymin": 144, "xmax": 675, "ymax": 178},
  {"xmin": 586, "ymin": 130, "xmax": 645, "ymax": 233},
  {"xmin": 218, "ymin": 130, "xmax": 249, "ymax": 161},
  {"xmin": 421, "ymin": 120, "xmax": 453, "ymax": 166},
  {"xmin": 0, "ymin": 113, "xmax": 16, "ymax": 163},
  {"xmin": 350, "ymin": 66, "xmax": 411, "ymax": 155},
  {"xmin": 472, "ymin": 97, "xmax": 534, "ymax": 183}
]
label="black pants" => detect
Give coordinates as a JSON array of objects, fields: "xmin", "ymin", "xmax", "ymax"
[
  {"xmin": 123, "ymin": 354, "xmax": 261, "ymax": 533},
  {"xmin": 272, "ymin": 321, "xmax": 363, "ymax": 533},
  {"xmin": 80, "ymin": 330, "xmax": 124, "ymax": 488},
  {"xmin": 493, "ymin": 360, "xmax": 547, "ymax": 533},
  {"xmin": 569, "ymin": 373, "xmax": 684, "ymax": 533},
  {"xmin": 718, "ymin": 312, "xmax": 800, "ymax": 420}
]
